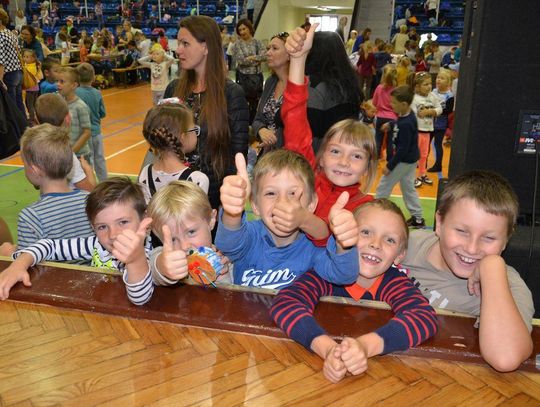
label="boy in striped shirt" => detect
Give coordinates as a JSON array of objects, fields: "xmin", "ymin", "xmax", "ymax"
[
  {"xmin": 270, "ymin": 199, "xmax": 438, "ymax": 383},
  {"xmin": 0, "ymin": 178, "xmax": 154, "ymax": 306}
]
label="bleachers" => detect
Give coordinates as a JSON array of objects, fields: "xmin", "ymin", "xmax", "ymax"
[
  {"xmin": 392, "ymin": 0, "xmax": 464, "ymax": 45},
  {"xmin": 26, "ymin": 0, "xmax": 241, "ymax": 40}
]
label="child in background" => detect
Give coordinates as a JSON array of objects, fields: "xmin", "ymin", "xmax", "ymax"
[
  {"xmin": 372, "ymin": 63, "xmax": 398, "ymax": 160},
  {"xmin": 95, "ymin": 0, "xmax": 104, "ymax": 28},
  {"xmin": 426, "ymin": 41, "xmax": 442, "ymax": 87},
  {"xmin": 281, "ymin": 24, "xmax": 377, "ymax": 247},
  {"xmin": 147, "ymin": 181, "xmax": 226, "ymax": 287},
  {"xmin": 49, "ymin": 2, "xmax": 60, "ymax": 28},
  {"xmin": 40, "ymin": 57, "xmax": 61, "ymax": 94},
  {"xmin": 216, "ymin": 150, "xmax": 359, "ymax": 289},
  {"xmin": 137, "ymin": 48, "xmax": 176, "ymax": 105},
  {"xmin": 35, "ymin": 93, "xmax": 96, "ymax": 192},
  {"xmin": 271, "ymin": 199, "xmax": 437, "ymax": 382},
  {"xmin": 15, "ymin": 124, "xmax": 93, "ymax": 250},
  {"xmin": 410, "ymin": 71, "xmax": 442, "ymax": 187},
  {"xmin": 396, "ymin": 56, "xmax": 411, "ymax": 86},
  {"xmin": 31, "ymin": 14, "xmax": 40, "ymax": 30},
  {"xmin": 403, "ymin": 171, "xmax": 534, "ymax": 372},
  {"xmin": 58, "ymin": 31, "xmax": 71, "ymax": 65},
  {"xmin": 158, "ymin": 31, "xmax": 169, "ymax": 52},
  {"xmin": 57, "ymin": 67, "xmax": 93, "ymax": 165},
  {"xmin": 138, "ymin": 102, "xmax": 209, "ymax": 202},
  {"xmin": 359, "ymin": 99, "xmax": 376, "ymax": 131},
  {"xmin": 79, "ymin": 38, "xmax": 92, "ymax": 63},
  {"xmin": 375, "ymin": 85, "xmax": 425, "ymax": 228},
  {"xmin": 415, "ymin": 50, "xmax": 428, "ymax": 72},
  {"xmin": 15, "ymin": 9, "xmax": 27, "ymax": 32},
  {"xmin": 21, "ymin": 49, "xmax": 43, "ymax": 126},
  {"xmin": 121, "ymin": 40, "xmax": 140, "ymax": 84},
  {"xmin": 0, "ymin": 178, "xmax": 154, "ymax": 306},
  {"xmin": 428, "ymin": 69, "xmax": 454, "ymax": 173},
  {"xmin": 76, "ymin": 63, "xmax": 108, "ymax": 182},
  {"xmin": 373, "ymin": 43, "xmax": 393, "ymax": 90},
  {"xmin": 345, "ymin": 30, "xmax": 357, "ymax": 55},
  {"xmin": 356, "ymin": 41, "xmax": 376, "ymax": 98}
]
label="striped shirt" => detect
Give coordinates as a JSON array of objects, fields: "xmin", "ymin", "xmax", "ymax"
[
  {"xmin": 14, "ymin": 236, "xmax": 154, "ymax": 306},
  {"xmin": 17, "ymin": 190, "xmax": 93, "ymax": 249},
  {"xmin": 270, "ymin": 267, "xmax": 438, "ymax": 354}
]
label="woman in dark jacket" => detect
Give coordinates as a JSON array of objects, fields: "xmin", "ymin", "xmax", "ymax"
[
  {"xmin": 156, "ymin": 15, "xmax": 249, "ymax": 211},
  {"xmin": 251, "ymin": 31, "xmax": 289, "ymax": 156},
  {"xmin": 20, "ymin": 25, "xmax": 44, "ymax": 62}
]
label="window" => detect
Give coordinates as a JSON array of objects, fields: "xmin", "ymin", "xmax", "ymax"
[{"xmin": 308, "ymin": 15, "xmax": 338, "ymax": 32}]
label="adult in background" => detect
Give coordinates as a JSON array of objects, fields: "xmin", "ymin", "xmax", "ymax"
[
  {"xmin": 252, "ymin": 31, "xmax": 289, "ymax": 156},
  {"xmin": 351, "ymin": 27, "xmax": 371, "ymax": 54},
  {"xmin": 231, "ymin": 18, "xmax": 266, "ymax": 123},
  {"xmin": 335, "ymin": 16, "xmax": 348, "ymax": 42},
  {"xmin": 164, "ymin": 15, "xmax": 249, "ymax": 210},
  {"xmin": 305, "ymin": 30, "xmax": 362, "ymax": 152},
  {"xmin": 21, "ymin": 25, "xmax": 44, "ymax": 62},
  {"xmin": 0, "ymin": 9, "xmax": 25, "ymax": 116},
  {"xmin": 392, "ymin": 25, "xmax": 409, "ymax": 54}
]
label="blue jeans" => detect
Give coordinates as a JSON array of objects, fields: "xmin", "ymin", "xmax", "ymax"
[{"xmin": 3, "ymin": 70, "xmax": 26, "ymax": 118}]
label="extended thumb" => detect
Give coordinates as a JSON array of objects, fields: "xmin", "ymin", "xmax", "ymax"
[
  {"xmin": 235, "ymin": 153, "xmax": 248, "ymax": 180},
  {"xmin": 332, "ymin": 191, "xmax": 349, "ymax": 211}
]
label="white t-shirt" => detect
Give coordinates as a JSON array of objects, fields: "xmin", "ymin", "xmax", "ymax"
[{"xmin": 68, "ymin": 153, "xmax": 86, "ymax": 187}]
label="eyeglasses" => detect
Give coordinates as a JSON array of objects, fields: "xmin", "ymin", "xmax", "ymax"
[
  {"xmin": 187, "ymin": 125, "xmax": 201, "ymax": 137},
  {"xmin": 271, "ymin": 32, "xmax": 289, "ymax": 40}
]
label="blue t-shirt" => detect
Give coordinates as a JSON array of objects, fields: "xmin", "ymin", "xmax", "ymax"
[
  {"xmin": 76, "ymin": 86, "xmax": 106, "ymax": 137},
  {"xmin": 215, "ymin": 212, "xmax": 358, "ymax": 290},
  {"xmin": 40, "ymin": 80, "xmax": 57, "ymax": 94}
]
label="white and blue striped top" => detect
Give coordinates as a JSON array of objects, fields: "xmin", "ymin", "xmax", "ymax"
[{"xmin": 17, "ymin": 189, "xmax": 93, "ymax": 249}]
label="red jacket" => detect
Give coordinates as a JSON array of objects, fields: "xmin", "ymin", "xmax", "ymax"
[{"xmin": 282, "ymin": 79, "xmax": 373, "ymax": 246}]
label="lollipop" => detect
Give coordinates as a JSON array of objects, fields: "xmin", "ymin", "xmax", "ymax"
[{"xmin": 187, "ymin": 246, "xmax": 225, "ymax": 286}]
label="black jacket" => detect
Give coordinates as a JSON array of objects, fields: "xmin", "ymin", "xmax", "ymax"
[{"xmin": 0, "ymin": 85, "xmax": 27, "ymax": 159}]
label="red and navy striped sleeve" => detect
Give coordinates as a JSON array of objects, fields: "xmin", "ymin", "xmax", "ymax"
[
  {"xmin": 270, "ymin": 269, "xmax": 335, "ymax": 349},
  {"xmin": 374, "ymin": 268, "xmax": 438, "ymax": 353}
]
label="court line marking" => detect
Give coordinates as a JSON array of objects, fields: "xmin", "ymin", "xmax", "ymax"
[{"xmin": 105, "ymin": 140, "xmax": 147, "ymax": 160}]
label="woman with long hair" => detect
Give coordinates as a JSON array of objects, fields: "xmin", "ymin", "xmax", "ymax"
[{"xmin": 161, "ymin": 15, "xmax": 249, "ymax": 210}]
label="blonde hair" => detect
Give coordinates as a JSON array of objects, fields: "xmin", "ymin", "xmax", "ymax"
[
  {"xmin": 316, "ymin": 119, "xmax": 378, "ymax": 191},
  {"xmin": 438, "ymin": 171, "xmax": 518, "ymax": 237},
  {"xmin": 59, "ymin": 67, "xmax": 79, "ymax": 84},
  {"xmin": 381, "ymin": 63, "xmax": 397, "ymax": 87},
  {"xmin": 21, "ymin": 124, "xmax": 73, "ymax": 180},
  {"xmin": 142, "ymin": 103, "xmax": 194, "ymax": 160},
  {"xmin": 436, "ymin": 68, "xmax": 453, "ymax": 84},
  {"xmin": 252, "ymin": 149, "xmax": 316, "ymax": 204},
  {"xmin": 147, "ymin": 180, "xmax": 213, "ymax": 232},
  {"xmin": 399, "ymin": 25, "xmax": 408, "ymax": 34},
  {"xmin": 354, "ymin": 198, "xmax": 409, "ymax": 249}
]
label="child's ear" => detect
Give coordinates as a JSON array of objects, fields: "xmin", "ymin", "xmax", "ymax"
[
  {"xmin": 209, "ymin": 209, "xmax": 217, "ymax": 231},
  {"xmin": 394, "ymin": 248, "xmax": 407, "ymax": 265},
  {"xmin": 307, "ymin": 194, "xmax": 318, "ymax": 213},
  {"xmin": 434, "ymin": 210, "xmax": 442, "ymax": 237},
  {"xmin": 250, "ymin": 197, "xmax": 260, "ymax": 217}
]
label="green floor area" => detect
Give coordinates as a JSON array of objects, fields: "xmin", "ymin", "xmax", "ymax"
[{"xmin": 0, "ymin": 164, "xmax": 436, "ymax": 244}]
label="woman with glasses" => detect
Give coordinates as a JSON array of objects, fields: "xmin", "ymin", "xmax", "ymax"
[
  {"xmin": 251, "ymin": 32, "xmax": 289, "ymax": 157},
  {"xmin": 156, "ymin": 15, "xmax": 249, "ymax": 211}
]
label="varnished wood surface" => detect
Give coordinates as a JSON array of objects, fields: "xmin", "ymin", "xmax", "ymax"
[
  {"xmin": 1, "ymin": 259, "xmax": 540, "ymax": 405},
  {"xmin": 2, "ymin": 301, "xmax": 540, "ymax": 406}
]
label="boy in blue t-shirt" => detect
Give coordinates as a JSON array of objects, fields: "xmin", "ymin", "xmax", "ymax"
[
  {"xmin": 76, "ymin": 63, "xmax": 107, "ymax": 182},
  {"xmin": 39, "ymin": 57, "xmax": 61, "ymax": 94},
  {"xmin": 215, "ymin": 149, "xmax": 359, "ymax": 290},
  {"xmin": 375, "ymin": 85, "xmax": 425, "ymax": 227}
]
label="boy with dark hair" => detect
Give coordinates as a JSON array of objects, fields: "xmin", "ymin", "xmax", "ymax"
[
  {"xmin": 35, "ymin": 93, "xmax": 96, "ymax": 191},
  {"xmin": 0, "ymin": 177, "xmax": 154, "ymax": 306},
  {"xmin": 76, "ymin": 63, "xmax": 108, "ymax": 181},
  {"xmin": 375, "ymin": 85, "xmax": 425, "ymax": 227},
  {"xmin": 16, "ymin": 124, "xmax": 93, "ymax": 250},
  {"xmin": 57, "ymin": 67, "xmax": 93, "ymax": 166},
  {"xmin": 403, "ymin": 170, "xmax": 534, "ymax": 372},
  {"xmin": 216, "ymin": 150, "xmax": 359, "ymax": 289},
  {"xmin": 39, "ymin": 57, "xmax": 61, "ymax": 94}
]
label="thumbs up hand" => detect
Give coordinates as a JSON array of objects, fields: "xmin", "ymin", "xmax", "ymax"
[
  {"xmin": 112, "ymin": 217, "xmax": 152, "ymax": 265},
  {"xmin": 272, "ymin": 189, "xmax": 308, "ymax": 235},
  {"xmin": 156, "ymin": 224, "xmax": 188, "ymax": 281},
  {"xmin": 220, "ymin": 153, "xmax": 251, "ymax": 218},
  {"xmin": 286, "ymin": 22, "xmax": 318, "ymax": 59},
  {"xmin": 328, "ymin": 192, "xmax": 358, "ymax": 250}
]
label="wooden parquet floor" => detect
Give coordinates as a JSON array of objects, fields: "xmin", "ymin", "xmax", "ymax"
[{"xmin": 1, "ymin": 302, "xmax": 540, "ymax": 406}]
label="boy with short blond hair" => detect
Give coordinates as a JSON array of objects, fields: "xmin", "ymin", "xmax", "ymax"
[
  {"xmin": 35, "ymin": 93, "xmax": 96, "ymax": 192},
  {"xmin": 403, "ymin": 170, "xmax": 534, "ymax": 372},
  {"xmin": 215, "ymin": 149, "xmax": 359, "ymax": 289},
  {"xmin": 76, "ymin": 63, "xmax": 108, "ymax": 181},
  {"xmin": 16, "ymin": 124, "xmax": 93, "ymax": 249},
  {"xmin": 57, "ymin": 67, "xmax": 93, "ymax": 166}
]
